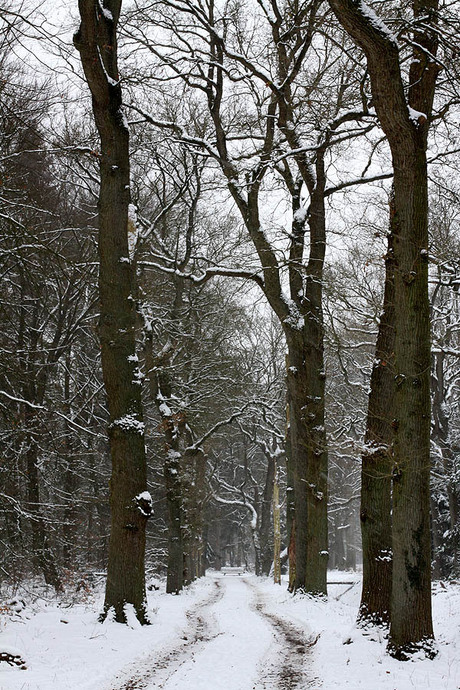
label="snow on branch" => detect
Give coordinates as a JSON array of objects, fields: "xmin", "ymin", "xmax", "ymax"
[
  {"xmin": 213, "ymin": 493, "xmax": 258, "ymax": 530},
  {"xmin": 0, "ymin": 391, "xmax": 44, "ymax": 410},
  {"xmin": 324, "ymin": 170, "xmax": 393, "ymax": 196},
  {"xmin": 138, "ymin": 260, "xmax": 265, "ymax": 290},
  {"xmin": 357, "ymin": 0, "xmax": 398, "ymax": 46}
]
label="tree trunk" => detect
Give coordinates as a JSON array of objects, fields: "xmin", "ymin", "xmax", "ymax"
[
  {"xmin": 145, "ymin": 334, "xmax": 185, "ymax": 594},
  {"xmin": 62, "ymin": 355, "xmax": 78, "ymax": 569},
  {"xmin": 328, "ymin": 0, "xmax": 438, "ymax": 657},
  {"xmin": 286, "ymin": 159, "xmax": 328, "ymax": 596},
  {"xmin": 164, "ymin": 448, "xmax": 184, "ymax": 593},
  {"xmin": 205, "ymin": 32, "xmax": 329, "ymax": 594},
  {"xmin": 75, "ymin": 0, "xmax": 151, "ymax": 624},
  {"xmin": 183, "ymin": 448, "xmax": 206, "ymax": 585},
  {"xmin": 290, "ymin": 336, "xmax": 328, "ymax": 594},
  {"xmin": 285, "ymin": 393, "xmax": 296, "ymax": 591},
  {"xmin": 358, "ymin": 218, "xmax": 395, "ymax": 626},
  {"xmin": 25, "ymin": 419, "xmax": 63, "ymax": 592},
  {"xmin": 432, "ymin": 340, "xmax": 460, "ymax": 578},
  {"xmin": 389, "ymin": 150, "xmax": 434, "ymax": 656},
  {"xmin": 259, "ymin": 455, "xmax": 276, "ymax": 576},
  {"xmin": 273, "ymin": 462, "xmax": 281, "ymax": 585}
]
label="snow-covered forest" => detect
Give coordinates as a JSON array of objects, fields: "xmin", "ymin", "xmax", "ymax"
[{"xmin": 1, "ymin": 0, "xmax": 460, "ymax": 687}]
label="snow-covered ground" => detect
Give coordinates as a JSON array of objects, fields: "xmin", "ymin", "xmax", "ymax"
[{"xmin": 1, "ymin": 571, "xmax": 459, "ymax": 689}]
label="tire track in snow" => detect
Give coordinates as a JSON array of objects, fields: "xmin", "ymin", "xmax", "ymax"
[
  {"xmin": 244, "ymin": 578, "xmax": 321, "ymax": 690},
  {"xmin": 107, "ymin": 579, "xmax": 224, "ymax": 690}
]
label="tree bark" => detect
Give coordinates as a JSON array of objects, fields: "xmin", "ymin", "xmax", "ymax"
[
  {"xmin": 358, "ymin": 215, "xmax": 395, "ymax": 626},
  {"xmin": 75, "ymin": 0, "xmax": 151, "ymax": 624}
]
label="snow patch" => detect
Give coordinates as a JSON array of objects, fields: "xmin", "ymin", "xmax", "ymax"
[
  {"xmin": 159, "ymin": 401, "xmax": 172, "ymax": 417},
  {"xmin": 98, "ymin": 2, "xmax": 113, "ymax": 21},
  {"xmin": 408, "ymin": 106, "xmax": 427, "ymax": 125},
  {"xmin": 134, "ymin": 491, "xmax": 153, "ymax": 516},
  {"xmin": 293, "ymin": 206, "xmax": 308, "ymax": 225},
  {"xmin": 110, "ymin": 414, "xmax": 145, "ymax": 434}
]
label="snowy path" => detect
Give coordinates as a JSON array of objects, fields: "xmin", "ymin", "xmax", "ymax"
[
  {"xmin": 2, "ymin": 573, "xmax": 460, "ymax": 690},
  {"xmin": 107, "ymin": 575, "xmax": 316, "ymax": 690}
]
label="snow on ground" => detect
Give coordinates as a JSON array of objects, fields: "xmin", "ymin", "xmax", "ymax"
[
  {"xmin": 0, "ymin": 571, "xmax": 459, "ymax": 690},
  {"xmin": 257, "ymin": 572, "xmax": 460, "ymax": 690},
  {"xmin": 0, "ymin": 576, "xmax": 215, "ymax": 690},
  {"xmin": 144, "ymin": 576, "xmax": 275, "ymax": 690}
]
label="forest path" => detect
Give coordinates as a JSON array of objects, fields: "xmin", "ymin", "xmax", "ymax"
[
  {"xmin": 108, "ymin": 574, "xmax": 318, "ymax": 690},
  {"xmin": 245, "ymin": 578, "xmax": 320, "ymax": 689}
]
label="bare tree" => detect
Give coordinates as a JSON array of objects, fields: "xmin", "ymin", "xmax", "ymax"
[{"xmin": 121, "ymin": 0, "xmax": 383, "ymax": 595}]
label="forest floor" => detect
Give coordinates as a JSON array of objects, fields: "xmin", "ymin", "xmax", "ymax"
[{"xmin": 1, "ymin": 570, "xmax": 459, "ymax": 689}]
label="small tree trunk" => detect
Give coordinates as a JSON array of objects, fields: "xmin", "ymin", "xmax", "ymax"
[
  {"xmin": 25, "ymin": 431, "xmax": 63, "ymax": 592},
  {"xmin": 273, "ymin": 462, "xmax": 281, "ymax": 585},
  {"xmin": 259, "ymin": 455, "xmax": 276, "ymax": 576}
]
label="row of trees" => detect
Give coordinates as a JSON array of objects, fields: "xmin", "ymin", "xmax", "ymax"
[{"xmin": 1, "ymin": 0, "xmax": 460, "ymax": 661}]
